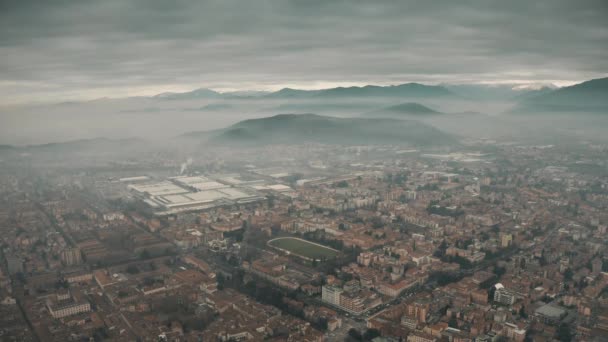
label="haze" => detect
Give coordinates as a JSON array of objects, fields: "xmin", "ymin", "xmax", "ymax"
[{"xmin": 1, "ymin": 2, "xmax": 608, "ymax": 342}]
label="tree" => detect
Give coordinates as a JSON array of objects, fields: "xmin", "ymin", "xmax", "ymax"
[
  {"xmin": 557, "ymin": 323, "xmax": 572, "ymax": 342},
  {"xmin": 493, "ymin": 265, "xmax": 507, "ymax": 278},
  {"xmin": 216, "ymin": 273, "xmax": 225, "ymax": 290},
  {"xmin": 92, "ymin": 327, "xmax": 109, "ymax": 342},
  {"xmin": 363, "ymin": 328, "xmax": 381, "ymax": 341},
  {"xmin": 519, "ymin": 306, "xmax": 528, "ymax": 319},
  {"xmin": 370, "ymin": 216, "xmax": 384, "ymax": 229},
  {"xmin": 139, "ymin": 249, "xmax": 150, "ymax": 259},
  {"xmin": 348, "ymin": 328, "xmax": 362, "ymax": 341},
  {"xmin": 448, "ymin": 316, "xmax": 458, "ymax": 328},
  {"xmin": 126, "ymin": 265, "xmax": 139, "ymax": 274},
  {"xmin": 267, "ymin": 195, "xmax": 275, "ymax": 208},
  {"xmin": 564, "ymin": 268, "xmax": 573, "ymax": 281}
]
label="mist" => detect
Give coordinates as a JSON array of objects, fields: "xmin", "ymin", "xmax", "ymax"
[{"xmin": 1, "ymin": 1, "xmax": 608, "ymax": 342}]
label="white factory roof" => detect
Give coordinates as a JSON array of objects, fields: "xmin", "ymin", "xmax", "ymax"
[
  {"xmin": 190, "ymin": 181, "xmax": 229, "ymax": 191},
  {"xmin": 250, "ymin": 184, "xmax": 292, "ymax": 192},
  {"xmin": 171, "ymin": 176, "xmax": 209, "ymax": 185},
  {"xmin": 216, "ymin": 176, "xmax": 244, "ymax": 185},
  {"xmin": 267, "ymin": 184, "xmax": 293, "ymax": 192},
  {"xmin": 128, "ymin": 181, "xmax": 190, "ymax": 196},
  {"xmin": 218, "ymin": 187, "xmax": 252, "ymax": 200},
  {"xmin": 270, "ymin": 172, "xmax": 290, "ymax": 178},
  {"xmin": 119, "ymin": 176, "xmax": 150, "ymax": 182},
  {"xmin": 133, "ymin": 175, "xmax": 267, "ymax": 214}
]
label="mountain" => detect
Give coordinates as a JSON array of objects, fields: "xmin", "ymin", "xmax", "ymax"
[
  {"xmin": 184, "ymin": 113, "xmax": 456, "ymax": 146},
  {"xmin": 445, "ymin": 83, "xmax": 557, "ymax": 101},
  {"xmin": 26, "ymin": 138, "xmax": 146, "ymax": 152},
  {"xmin": 264, "ymin": 83, "xmax": 454, "ymax": 99},
  {"xmin": 269, "ymin": 102, "xmax": 378, "ymax": 113},
  {"xmin": 0, "ymin": 138, "xmax": 148, "ymax": 156},
  {"xmin": 513, "ymin": 77, "xmax": 608, "ymax": 113},
  {"xmin": 317, "ymin": 83, "xmax": 453, "ymax": 98},
  {"xmin": 365, "ymin": 102, "xmax": 442, "ymax": 118},
  {"xmin": 222, "ymin": 90, "xmax": 270, "ymax": 97},
  {"xmin": 153, "ymin": 88, "xmax": 222, "ymax": 100},
  {"xmin": 264, "ymin": 88, "xmax": 319, "ymax": 99},
  {"xmin": 150, "ymin": 82, "xmax": 454, "ymax": 101},
  {"xmin": 511, "ymin": 86, "xmax": 556, "ymax": 101},
  {"xmin": 182, "ymin": 103, "xmax": 234, "ymax": 111}
]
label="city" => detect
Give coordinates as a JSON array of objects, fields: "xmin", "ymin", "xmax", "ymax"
[
  {"xmin": 0, "ymin": 139, "xmax": 607, "ymax": 341},
  {"xmin": 1, "ymin": 1, "xmax": 607, "ymax": 341}
]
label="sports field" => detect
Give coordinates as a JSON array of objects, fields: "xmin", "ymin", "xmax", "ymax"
[{"xmin": 268, "ymin": 237, "xmax": 339, "ymax": 261}]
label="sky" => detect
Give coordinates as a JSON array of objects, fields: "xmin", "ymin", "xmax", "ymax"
[{"xmin": 1, "ymin": 0, "xmax": 607, "ymax": 105}]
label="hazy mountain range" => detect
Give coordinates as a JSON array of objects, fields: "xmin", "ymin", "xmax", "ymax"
[
  {"xmin": 511, "ymin": 77, "xmax": 608, "ymax": 113},
  {"xmin": 150, "ymin": 77, "xmax": 608, "ymax": 116},
  {"xmin": 183, "ymin": 113, "xmax": 456, "ymax": 146},
  {"xmin": 155, "ymin": 82, "xmax": 455, "ymax": 100},
  {"xmin": 364, "ymin": 102, "xmax": 442, "ymax": 118},
  {"xmin": 1, "ymin": 77, "xmax": 606, "ymax": 147}
]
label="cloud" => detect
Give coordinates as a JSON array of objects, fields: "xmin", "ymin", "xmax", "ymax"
[{"xmin": 0, "ymin": 0, "xmax": 607, "ymax": 103}]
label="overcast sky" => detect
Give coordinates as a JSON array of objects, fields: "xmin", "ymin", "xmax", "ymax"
[{"xmin": 1, "ymin": 0, "xmax": 607, "ymax": 104}]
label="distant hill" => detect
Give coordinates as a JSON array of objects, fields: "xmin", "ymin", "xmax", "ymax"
[
  {"xmin": 26, "ymin": 138, "xmax": 146, "ymax": 152},
  {"xmin": 513, "ymin": 77, "xmax": 608, "ymax": 113},
  {"xmin": 150, "ymin": 82, "xmax": 454, "ymax": 101},
  {"xmin": 182, "ymin": 103, "xmax": 234, "ymax": 111},
  {"xmin": 365, "ymin": 102, "xmax": 442, "ymax": 118},
  {"xmin": 0, "ymin": 138, "xmax": 147, "ymax": 155},
  {"xmin": 184, "ymin": 113, "xmax": 456, "ymax": 146},
  {"xmin": 264, "ymin": 88, "xmax": 317, "ymax": 99},
  {"xmin": 153, "ymin": 88, "xmax": 222, "ymax": 100},
  {"xmin": 222, "ymin": 90, "xmax": 270, "ymax": 97},
  {"xmin": 264, "ymin": 83, "xmax": 454, "ymax": 99},
  {"xmin": 511, "ymin": 86, "xmax": 556, "ymax": 101},
  {"xmin": 269, "ymin": 102, "xmax": 378, "ymax": 113},
  {"xmin": 445, "ymin": 83, "xmax": 557, "ymax": 101}
]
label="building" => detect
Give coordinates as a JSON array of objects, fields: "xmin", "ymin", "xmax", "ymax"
[
  {"xmin": 500, "ymin": 233, "xmax": 513, "ymax": 248},
  {"xmin": 322, "ymin": 285, "xmax": 343, "ymax": 306},
  {"xmin": 406, "ymin": 299, "xmax": 430, "ymax": 324},
  {"xmin": 63, "ymin": 271, "xmax": 93, "ymax": 284},
  {"xmin": 377, "ymin": 279, "xmax": 417, "ymax": 298},
  {"xmin": 358, "ymin": 252, "xmax": 374, "ymax": 266},
  {"xmin": 103, "ymin": 211, "xmax": 125, "ymax": 221},
  {"xmin": 407, "ymin": 331, "xmax": 437, "ymax": 342},
  {"xmin": 591, "ymin": 258, "xmax": 603, "ymax": 275},
  {"xmin": 493, "ymin": 283, "xmax": 516, "ymax": 305},
  {"xmin": 60, "ymin": 247, "xmax": 82, "ymax": 266},
  {"xmin": 6, "ymin": 256, "xmax": 23, "ymax": 275},
  {"xmin": 503, "ymin": 322, "xmax": 526, "ymax": 342},
  {"xmin": 534, "ymin": 303, "xmax": 567, "ymax": 325},
  {"xmin": 46, "ymin": 292, "xmax": 91, "ymax": 319},
  {"xmin": 401, "ymin": 315, "xmax": 418, "ymax": 330}
]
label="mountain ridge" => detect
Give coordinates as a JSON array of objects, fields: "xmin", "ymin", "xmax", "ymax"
[
  {"xmin": 264, "ymin": 83, "xmax": 454, "ymax": 99},
  {"xmin": 152, "ymin": 82, "xmax": 455, "ymax": 100},
  {"xmin": 183, "ymin": 113, "xmax": 457, "ymax": 146},
  {"xmin": 364, "ymin": 102, "xmax": 442, "ymax": 118},
  {"xmin": 512, "ymin": 77, "xmax": 608, "ymax": 113}
]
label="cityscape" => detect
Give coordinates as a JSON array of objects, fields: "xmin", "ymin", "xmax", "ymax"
[
  {"xmin": 1, "ymin": 1, "xmax": 608, "ymax": 341},
  {"xmin": 1, "ymin": 138, "xmax": 607, "ymax": 341}
]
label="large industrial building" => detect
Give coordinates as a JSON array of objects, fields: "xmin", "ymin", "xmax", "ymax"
[{"xmin": 126, "ymin": 175, "xmax": 284, "ymax": 215}]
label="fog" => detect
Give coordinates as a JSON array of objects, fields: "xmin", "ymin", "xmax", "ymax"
[{"xmin": 1, "ymin": 88, "xmax": 605, "ymax": 147}]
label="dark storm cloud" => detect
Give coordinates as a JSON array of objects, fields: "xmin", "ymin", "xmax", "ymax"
[{"xmin": 1, "ymin": 0, "xmax": 607, "ymax": 103}]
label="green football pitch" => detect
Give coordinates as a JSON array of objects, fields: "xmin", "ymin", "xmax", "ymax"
[{"xmin": 268, "ymin": 237, "xmax": 338, "ymax": 260}]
